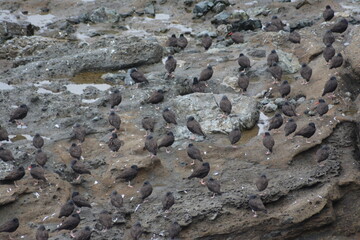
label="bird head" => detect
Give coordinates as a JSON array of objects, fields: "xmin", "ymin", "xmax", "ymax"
[
  {"xmin": 72, "ymin": 191, "xmax": 79, "ymax": 198},
  {"xmin": 326, "ymin": 5, "xmax": 331, "ymax": 9},
  {"xmin": 264, "ymin": 132, "xmax": 270, "ymax": 137},
  {"xmin": 111, "ymin": 132, "xmax": 118, "ymax": 139},
  {"xmin": 271, "ymin": 49, "xmax": 276, "ymax": 54},
  {"xmin": 71, "ymin": 143, "xmax": 77, "ymax": 147},
  {"xmin": 309, "ymin": 122, "xmax": 315, "ymax": 128},
  {"xmin": 187, "ymin": 116, "xmax": 195, "ymax": 121},
  {"xmin": 131, "ymin": 165, "xmax": 138, "ymax": 170},
  {"xmin": 171, "ymin": 34, "xmax": 176, "ymax": 38},
  {"xmin": 166, "ymin": 192, "xmax": 172, "ymax": 196}
]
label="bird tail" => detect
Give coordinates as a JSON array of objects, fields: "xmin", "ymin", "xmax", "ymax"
[{"xmin": 321, "ymin": 91, "xmax": 325, "ymax": 96}]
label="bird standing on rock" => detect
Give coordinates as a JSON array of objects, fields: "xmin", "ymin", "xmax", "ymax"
[
  {"xmin": 0, "ymin": 217, "xmax": 19, "ymax": 239},
  {"xmin": 116, "ymin": 165, "xmax": 138, "ymax": 188},
  {"xmin": 191, "ymin": 77, "xmax": 207, "ymax": 93},
  {"xmin": 268, "ymin": 113, "xmax": 283, "ymax": 132},
  {"xmin": 36, "ymin": 225, "xmax": 49, "ymax": 240},
  {"xmin": 322, "ymin": 76, "xmax": 338, "ymax": 98},
  {"xmin": 238, "ymin": 73, "xmax": 249, "ymax": 92},
  {"xmin": 0, "ymin": 147, "xmax": 14, "ymax": 162},
  {"xmin": 71, "ymin": 123, "xmax": 86, "ymax": 143},
  {"xmin": 142, "ymin": 116, "xmax": 155, "ymax": 136},
  {"xmin": 229, "ymin": 127, "xmax": 241, "ymax": 147},
  {"xmin": 145, "ymin": 135, "xmax": 157, "ymax": 158},
  {"xmin": 300, "ymin": 63, "xmax": 312, "ymax": 85},
  {"xmin": 108, "ymin": 132, "xmax": 123, "ymax": 154},
  {"xmin": 177, "ymin": 34, "xmax": 188, "ymax": 49},
  {"xmin": 248, "ymin": 195, "xmax": 267, "ymax": 217},
  {"xmin": 219, "ymin": 95, "xmax": 232, "ymax": 117},
  {"xmin": 323, "ymin": 5, "xmax": 334, "ymax": 21},
  {"xmin": 279, "ymin": 80, "xmax": 290, "ymax": 98},
  {"xmin": 316, "ymin": 145, "xmax": 330, "ymax": 165},
  {"xmin": 109, "ymin": 89, "xmax": 122, "ymax": 110},
  {"xmin": 168, "ymin": 221, "xmax": 181, "ymax": 239},
  {"xmin": 72, "ymin": 192, "xmax": 92, "ymax": 209},
  {"xmin": 165, "ymin": 56, "xmax": 177, "ymax": 78},
  {"xmin": 330, "ymin": 18, "xmax": 348, "ymax": 33},
  {"xmin": 145, "ymin": 89, "xmax": 164, "ymax": 104},
  {"xmin": 238, "ymin": 53, "xmax": 251, "ymax": 72},
  {"xmin": 188, "ymin": 162, "xmax": 210, "ymax": 185},
  {"xmin": 270, "ymin": 16, "xmax": 285, "ymax": 31},
  {"xmin": 29, "ymin": 164, "xmax": 47, "ymax": 182},
  {"xmin": 140, "ymin": 181, "xmax": 153, "ymax": 202},
  {"xmin": 33, "ymin": 133, "xmax": 44, "ymax": 149},
  {"xmin": 69, "ymin": 143, "xmax": 82, "ymax": 160},
  {"xmin": 315, "ymin": 99, "xmax": 329, "ymax": 119},
  {"xmin": 187, "ymin": 143, "xmax": 203, "ymax": 165},
  {"xmin": 58, "ymin": 200, "xmax": 75, "ymax": 218},
  {"xmin": 199, "ymin": 65, "xmax": 213, "ymax": 83},
  {"xmin": 108, "ymin": 111, "xmax": 121, "ymax": 131},
  {"xmin": 323, "ymin": 44, "xmax": 336, "ymax": 64},
  {"xmin": 70, "ymin": 226, "xmax": 92, "ymax": 240},
  {"xmin": 71, "ymin": 160, "xmax": 91, "ymax": 180},
  {"xmin": 0, "ymin": 166, "xmax": 25, "ymax": 187},
  {"xmin": 158, "ymin": 131, "xmax": 175, "ymax": 153},
  {"xmin": 262, "ymin": 132, "xmax": 275, "ymax": 155},
  {"xmin": 162, "ymin": 108, "xmax": 177, "ymax": 127},
  {"xmin": 323, "ymin": 30, "xmax": 335, "ymax": 46},
  {"xmin": 329, "ymin": 53, "xmax": 343, "ymax": 71},
  {"xmin": 268, "ymin": 63, "xmax": 282, "ymax": 84},
  {"xmin": 9, "ymin": 104, "xmax": 28, "ymax": 125},
  {"xmin": 187, "ymin": 116, "xmax": 206, "ymax": 139},
  {"xmin": 130, "ymin": 222, "xmax": 143, "ymax": 240},
  {"xmin": 288, "ymin": 31, "xmax": 301, "ymax": 44},
  {"xmin": 282, "ymin": 102, "xmax": 297, "ymax": 117},
  {"xmin": 255, "ymin": 174, "xmax": 269, "ymax": 192},
  {"xmin": 201, "ymin": 34, "xmax": 212, "ymax": 50},
  {"xmin": 267, "ymin": 50, "xmax": 279, "ymax": 67},
  {"xmin": 54, "ymin": 213, "xmax": 80, "ymax": 232},
  {"xmin": 166, "ymin": 34, "xmax": 177, "ymax": 47},
  {"xmin": 0, "ymin": 125, "xmax": 9, "ymax": 141},
  {"xmin": 35, "ymin": 149, "xmax": 48, "ymax": 167},
  {"xmin": 99, "ymin": 210, "xmax": 112, "ymax": 230},
  {"xmin": 130, "ymin": 68, "xmax": 149, "ymax": 86},
  {"xmin": 206, "ymin": 177, "xmax": 221, "ymax": 198},
  {"xmin": 284, "ymin": 118, "xmax": 297, "ymax": 138},
  {"xmin": 162, "ymin": 192, "xmax": 175, "ymax": 212},
  {"xmin": 110, "ymin": 191, "xmax": 123, "ymax": 209},
  {"xmin": 228, "ymin": 32, "xmax": 244, "ymax": 44},
  {"xmin": 294, "ymin": 122, "xmax": 316, "ymax": 143}
]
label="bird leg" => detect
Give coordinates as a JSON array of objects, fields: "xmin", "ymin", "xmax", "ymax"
[
  {"xmin": 190, "ymin": 135, "xmax": 196, "ymax": 140},
  {"xmin": 200, "ymin": 179, "xmax": 206, "ymax": 185},
  {"xmin": 144, "ymin": 131, "xmax": 149, "ymax": 137},
  {"xmin": 306, "ymin": 139, "xmax": 312, "ymax": 144},
  {"xmin": 231, "ymin": 145, "xmax": 239, "ymax": 149},
  {"xmin": 70, "ymin": 231, "xmax": 76, "ymax": 238},
  {"xmin": 190, "ymin": 160, "xmax": 195, "ymax": 165},
  {"xmin": 165, "ymin": 123, "xmax": 171, "ymax": 129},
  {"xmin": 127, "ymin": 181, "xmax": 134, "ymax": 188},
  {"xmin": 265, "ymin": 151, "xmax": 271, "ymax": 155},
  {"xmin": 166, "ymin": 148, "xmax": 171, "ymax": 154},
  {"xmin": 76, "ymin": 175, "xmax": 81, "ymax": 181},
  {"xmin": 14, "ymin": 181, "xmax": 19, "ymax": 188},
  {"xmin": 252, "ymin": 210, "xmax": 258, "ymax": 218},
  {"xmin": 211, "ymin": 193, "xmax": 216, "ymax": 198}
]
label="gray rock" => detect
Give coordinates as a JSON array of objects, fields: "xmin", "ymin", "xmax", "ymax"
[
  {"xmin": 264, "ymin": 102, "xmax": 277, "ymax": 113},
  {"xmin": 144, "ymin": 3, "xmax": 155, "ymax": 17},
  {"xmin": 297, "ymin": 97, "xmax": 306, "ymax": 104},
  {"xmin": 232, "ymin": 10, "xmax": 249, "ymax": 21},
  {"xmin": 184, "ymin": 0, "xmax": 194, "ymax": 6},
  {"xmin": 101, "ymin": 73, "xmax": 126, "ymax": 84},
  {"xmin": 246, "ymin": 7, "xmax": 270, "ymax": 17},
  {"xmin": 212, "ymin": 3, "xmax": 227, "ymax": 13},
  {"xmin": 274, "ymin": 98, "xmax": 286, "ymax": 106},
  {"xmin": 0, "ymin": 21, "xmax": 36, "ymax": 44},
  {"xmin": 170, "ymin": 93, "xmax": 259, "ymax": 135},
  {"xmin": 193, "ymin": 1, "xmax": 214, "ymax": 18},
  {"xmin": 88, "ymin": 7, "xmax": 119, "ymax": 23},
  {"xmin": 248, "ymin": 49, "xmax": 266, "ymax": 58},
  {"xmin": 196, "ymin": 31, "xmax": 217, "ymax": 38},
  {"xmin": 289, "ymin": 19, "xmax": 314, "ymax": 31},
  {"xmin": 231, "ymin": 19, "xmax": 262, "ymax": 31},
  {"xmin": 276, "ymin": 49, "xmax": 300, "ymax": 74},
  {"xmin": 211, "ymin": 11, "xmax": 231, "ymax": 25},
  {"xmin": 260, "ymin": 98, "xmax": 270, "ymax": 105}
]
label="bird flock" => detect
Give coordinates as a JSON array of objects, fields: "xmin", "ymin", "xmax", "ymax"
[{"xmin": 0, "ymin": 4, "xmax": 349, "ymax": 240}]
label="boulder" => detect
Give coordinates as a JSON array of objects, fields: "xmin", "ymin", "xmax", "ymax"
[
  {"xmin": 231, "ymin": 19, "xmax": 262, "ymax": 31},
  {"xmin": 193, "ymin": 1, "xmax": 214, "ymax": 18}
]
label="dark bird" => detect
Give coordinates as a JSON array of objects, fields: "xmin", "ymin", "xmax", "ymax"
[
  {"xmin": 263, "ymin": 132, "xmax": 275, "ymax": 155},
  {"xmin": 162, "ymin": 192, "xmax": 175, "ymax": 211},
  {"xmin": 201, "ymin": 34, "xmax": 212, "ymax": 50},
  {"xmin": 323, "ymin": 44, "xmax": 335, "ymax": 64},
  {"xmin": 229, "ymin": 127, "xmax": 241, "ymax": 146},
  {"xmin": 116, "ymin": 165, "xmax": 138, "ymax": 187},
  {"xmin": 228, "ymin": 32, "xmax": 244, "ymax": 44},
  {"xmin": 198, "ymin": 65, "xmax": 213, "ymax": 82},
  {"xmin": 237, "ymin": 73, "xmax": 249, "ymax": 92},
  {"xmin": 36, "ymin": 225, "xmax": 49, "ymax": 240},
  {"xmin": 99, "ymin": 210, "xmax": 112, "ymax": 230},
  {"xmin": 72, "ymin": 192, "xmax": 92, "ymax": 209},
  {"xmin": 9, "ymin": 104, "xmax": 28, "ymax": 124},
  {"xmin": 71, "ymin": 160, "xmax": 91, "ymax": 179},
  {"xmin": 130, "ymin": 68, "xmax": 149, "ymax": 84},
  {"xmin": 142, "ymin": 116, "xmax": 155, "ymax": 135},
  {"xmin": 282, "ymin": 102, "xmax": 297, "ymax": 117},
  {"xmin": 29, "ymin": 164, "xmax": 46, "ymax": 182},
  {"xmin": 322, "ymin": 76, "xmax": 337, "ymax": 97},
  {"xmin": 140, "ymin": 181, "xmax": 153, "ymax": 201},
  {"xmin": 71, "ymin": 123, "xmax": 86, "ymax": 143},
  {"xmin": 110, "ymin": 191, "xmax": 123, "ymax": 209},
  {"xmin": 329, "ymin": 53, "xmax": 343, "ymax": 70},
  {"xmin": 162, "ymin": 108, "xmax": 177, "ymax": 126},
  {"xmin": 264, "ymin": 22, "xmax": 279, "ymax": 32},
  {"xmin": 108, "ymin": 132, "xmax": 123, "ymax": 153},
  {"xmin": 109, "ymin": 89, "xmax": 122, "ymax": 109},
  {"xmin": 166, "ymin": 34, "xmax": 177, "ymax": 47},
  {"xmin": 69, "ymin": 143, "xmax": 82, "ymax": 160},
  {"xmin": 177, "ymin": 34, "xmax": 188, "ymax": 49},
  {"xmin": 0, "ymin": 166, "xmax": 25, "ymax": 186},
  {"xmin": 279, "ymin": 80, "xmax": 290, "ymax": 98},
  {"xmin": 323, "ymin": 30, "xmax": 335, "ymax": 46},
  {"xmin": 35, "ymin": 149, "xmax": 48, "ymax": 167},
  {"xmin": 130, "ymin": 222, "xmax": 143, "ymax": 240},
  {"xmin": 187, "ymin": 116, "xmax": 206, "ymax": 138},
  {"xmin": 268, "ymin": 113, "xmax": 283, "ymax": 132},
  {"xmin": 191, "ymin": 77, "xmax": 207, "ymax": 93},
  {"xmin": 219, "ymin": 95, "xmax": 232, "ymax": 116},
  {"xmin": 323, "ymin": 5, "xmax": 334, "ymax": 21},
  {"xmin": 289, "ymin": 31, "xmax": 301, "ymax": 43},
  {"xmin": 255, "ymin": 174, "xmax": 268, "ymax": 192},
  {"xmin": 188, "ymin": 162, "xmax": 210, "ymax": 185},
  {"xmin": 168, "ymin": 221, "xmax": 181, "ymax": 239},
  {"xmin": 71, "ymin": 226, "xmax": 92, "ymax": 240},
  {"xmin": 0, "ymin": 147, "xmax": 15, "ymax": 162},
  {"xmin": 0, "ymin": 218, "xmax": 19, "ymax": 235},
  {"xmin": 158, "ymin": 132, "xmax": 175, "ymax": 153},
  {"xmin": 33, "ymin": 133, "xmax": 44, "ymax": 149},
  {"xmin": 267, "ymin": 50, "xmax": 279, "ymax": 67},
  {"xmin": 294, "ymin": 122, "xmax": 316, "ymax": 143},
  {"xmin": 54, "ymin": 213, "xmax": 80, "ymax": 232},
  {"xmin": 187, "ymin": 143, "xmax": 203, "ymax": 165},
  {"xmin": 284, "ymin": 118, "xmax": 297, "ymax": 137},
  {"xmin": 300, "ymin": 63, "xmax": 312, "ymax": 85},
  {"xmin": 316, "ymin": 145, "xmax": 330, "ymax": 164},
  {"xmin": 270, "ymin": 15, "xmax": 285, "ymax": 31},
  {"xmin": 315, "ymin": 99, "xmax": 329, "ymax": 118},
  {"xmin": 58, "ymin": 200, "xmax": 75, "ymax": 218},
  {"xmin": 238, "ymin": 53, "xmax": 251, "ymax": 71},
  {"xmin": 146, "ymin": 89, "xmax": 164, "ymax": 104},
  {"xmin": 206, "ymin": 177, "xmax": 221, "ymax": 198},
  {"xmin": 268, "ymin": 63, "xmax": 282, "ymax": 84},
  {"xmin": 248, "ymin": 195, "xmax": 267, "ymax": 217},
  {"xmin": 108, "ymin": 111, "xmax": 121, "ymax": 131},
  {"xmin": 165, "ymin": 56, "xmax": 177, "ymax": 77},
  {"xmin": 145, "ymin": 135, "xmax": 157, "ymax": 157},
  {"xmin": 0, "ymin": 125, "xmax": 9, "ymax": 141},
  {"xmin": 330, "ymin": 18, "xmax": 348, "ymax": 33}
]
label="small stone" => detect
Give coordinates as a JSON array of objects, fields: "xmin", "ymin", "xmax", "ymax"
[
  {"xmin": 297, "ymin": 97, "xmax": 306, "ymax": 104},
  {"xmin": 184, "ymin": 0, "xmax": 194, "ymax": 6},
  {"xmin": 260, "ymin": 98, "xmax": 270, "ymax": 105},
  {"xmin": 248, "ymin": 49, "xmax": 266, "ymax": 58},
  {"xmin": 193, "ymin": 1, "xmax": 214, "ymax": 17},
  {"xmin": 212, "ymin": 3, "xmax": 227, "ymax": 13},
  {"xmin": 274, "ymin": 98, "xmax": 286, "ymax": 106},
  {"xmin": 144, "ymin": 3, "xmax": 155, "ymax": 17},
  {"xmin": 264, "ymin": 102, "xmax": 277, "ymax": 113},
  {"xmin": 211, "ymin": 11, "xmax": 231, "ymax": 25},
  {"xmin": 231, "ymin": 19, "xmax": 262, "ymax": 31}
]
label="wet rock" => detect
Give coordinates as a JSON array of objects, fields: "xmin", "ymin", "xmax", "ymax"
[
  {"xmin": 88, "ymin": 7, "xmax": 120, "ymax": 23},
  {"xmin": 289, "ymin": 19, "xmax": 314, "ymax": 31},
  {"xmin": 231, "ymin": 19, "xmax": 262, "ymax": 31},
  {"xmin": 193, "ymin": 1, "xmax": 214, "ymax": 18},
  {"xmin": 170, "ymin": 93, "xmax": 259, "ymax": 134}
]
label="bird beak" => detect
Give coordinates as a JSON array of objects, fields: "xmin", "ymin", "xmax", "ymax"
[
  {"xmin": 27, "ymin": 166, "xmax": 31, "ymax": 171},
  {"xmin": 315, "ymin": 102, "xmax": 320, "ymax": 105}
]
